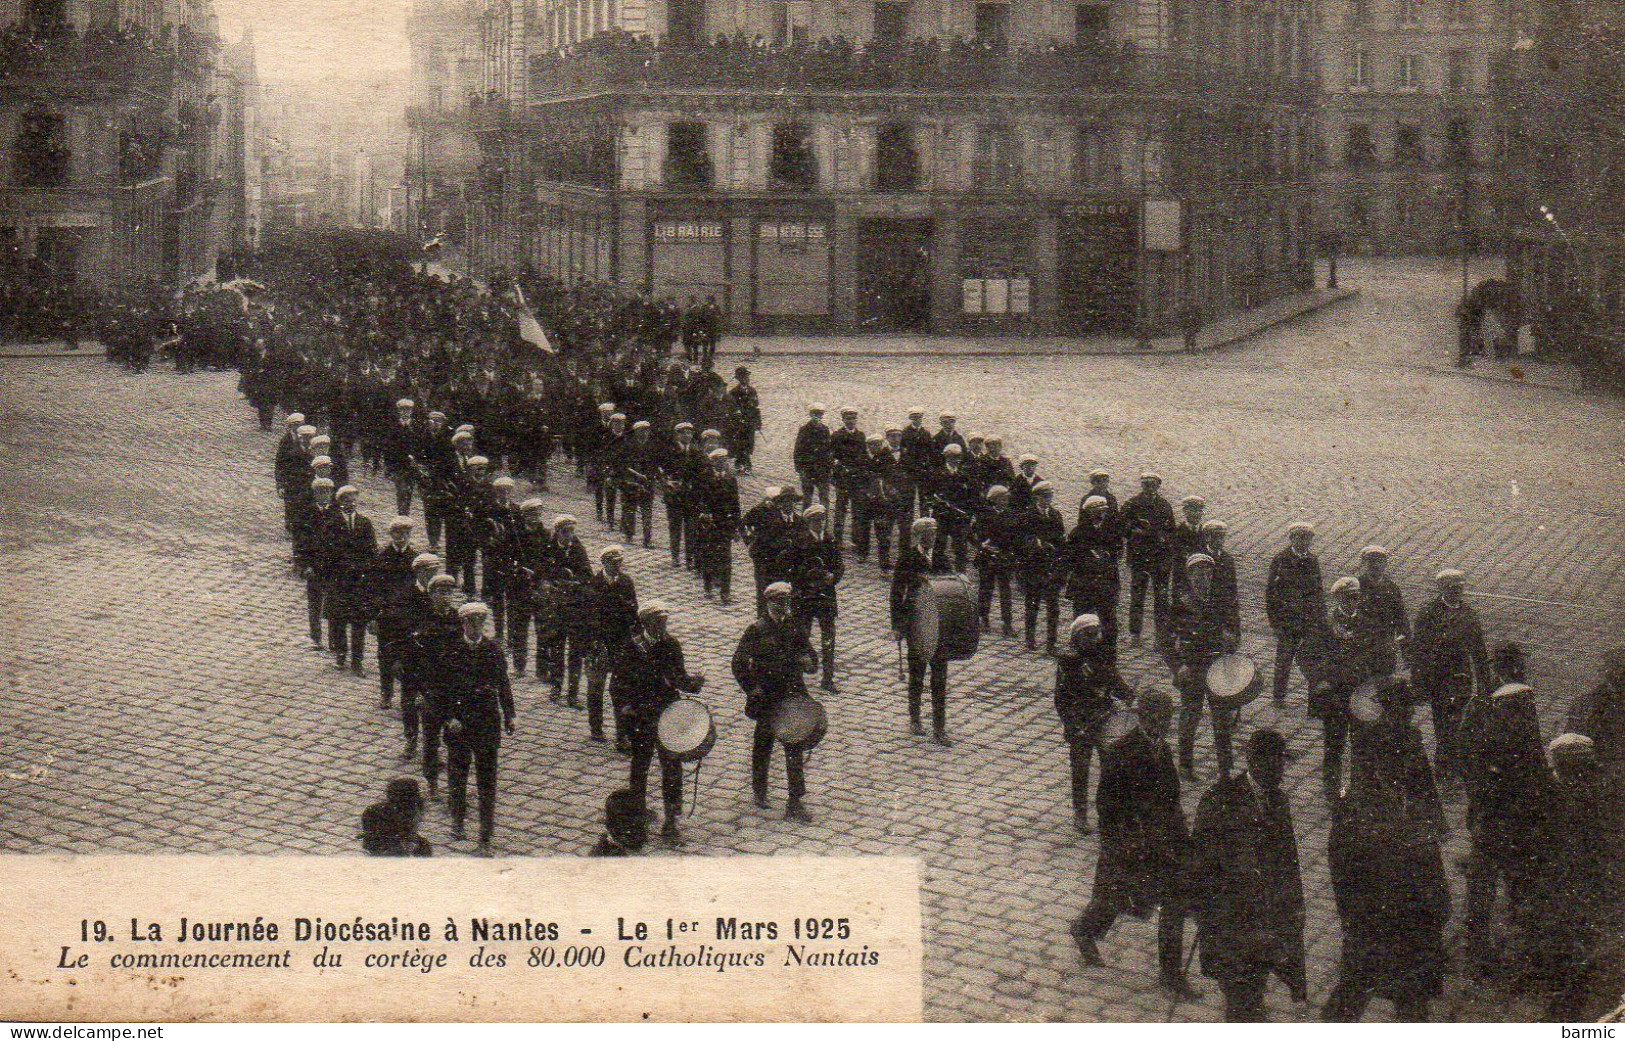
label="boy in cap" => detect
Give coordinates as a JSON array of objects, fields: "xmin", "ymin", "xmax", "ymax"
[
  {"xmin": 324, "ymin": 486, "xmax": 377, "ymax": 675},
  {"xmin": 373, "ymin": 518, "xmax": 422, "ymax": 708},
  {"xmin": 973, "ymin": 485, "xmax": 1020, "ymax": 636},
  {"xmin": 724, "ymin": 366, "xmax": 762, "ymax": 473},
  {"xmin": 1265, "ymin": 521, "xmax": 1326, "ymax": 706},
  {"xmin": 1121, "ymin": 473, "xmax": 1176, "ymax": 645},
  {"xmin": 443, "ymin": 602, "xmax": 515, "ymax": 855},
  {"xmin": 1054, "ymin": 614, "xmax": 1133, "ymax": 833},
  {"xmin": 694, "ymin": 449, "xmax": 740, "ymax": 603},
  {"xmin": 1357, "ymin": 546, "xmax": 1409, "ymax": 675},
  {"xmin": 383, "ymin": 398, "xmax": 422, "ymax": 516},
  {"xmin": 414, "ymin": 573, "xmax": 462, "ymax": 788},
  {"xmin": 275, "ymin": 415, "xmax": 312, "ymax": 535},
  {"xmin": 793, "ymin": 403, "xmax": 833, "ymax": 508},
  {"xmin": 788, "ymin": 504, "xmax": 843, "ymax": 691},
  {"xmin": 732, "ymin": 582, "xmax": 819, "ymax": 818},
  {"xmin": 296, "ymin": 476, "xmax": 337, "ymax": 651},
  {"xmin": 892, "ymin": 517, "xmax": 954, "ymax": 744},
  {"xmin": 612, "ymin": 601, "xmax": 706, "ymax": 844},
  {"xmin": 1410, "ymin": 566, "xmax": 1490, "ymax": 781},
  {"xmin": 829, "ymin": 407, "xmax": 867, "ymax": 545},
  {"xmin": 1020, "ymin": 481, "xmax": 1067, "ymax": 651},
  {"xmin": 587, "ymin": 545, "xmax": 639, "ymax": 745},
  {"xmin": 1169, "ymin": 553, "xmax": 1242, "ymax": 778}
]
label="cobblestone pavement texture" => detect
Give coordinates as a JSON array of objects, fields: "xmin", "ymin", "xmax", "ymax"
[{"xmin": 1, "ymin": 258, "xmax": 1621, "ymax": 1022}]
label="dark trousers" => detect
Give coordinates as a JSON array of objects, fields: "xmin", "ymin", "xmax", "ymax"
[
  {"xmin": 1272, "ymin": 629, "xmax": 1309, "ymax": 701},
  {"xmin": 546, "ymin": 633, "xmax": 589, "ymax": 699},
  {"xmin": 664, "ymin": 497, "xmax": 689, "ymax": 566},
  {"xmin": 799, "ymin": 471, "xmax": 830, "ymax": 508},
  {"xmin": 620, "ymin": 492, "xmax": 653, "ymax": 546},
  {"xmin": 400, "ymin": 675, "xmax": 423, "ymax": 744},
  {"xmin": 751, "ymin": 718, "xmax": 806, "ymax": 802},
  {"xmin": 1024, "ymin": 576, "xmax": 1061, "ymax": 649},
  {"xmin": 851, "ymin": 499, "xmax": 892, "ymax": 565},
  {"xmin": 420, "ymin": 704, "xmax": 446, "ymax": 790},
  {"xmin": 1219, "ymin": 975, "xmax": 1269, "ymax": 1022},
  {"xmin": 798, "ymin": 609, "xmax": 836, "ymax": 687},
  {"xmin": 907, "ymin": 654, "xmax": 949, "ymax": 734},
  {"xmin": 393, "ymin": 475, "xmax": 414, "ymax": 516},
  {"xmin": 586, "ymin": 652, "xmax": 614, "ymax": 739},
  {"xmin": 1322, "ymin": 975, "xmax": 1431, "ymax": 1022},
  {"xmin": 425, "ymin": 501, "xmax": 444, "ymax": 548},
  {"xmin": 629, "ymin": 724, "xmax": 683, "ymax": 822},
  {"xmin": 482, "ymin": 569, "xmax": 509, "ymax": 640},
  {"xmin": 700, "ymin": 534, "xmax": 731, "ymax": 600},
  {"xmin": 832, "ymin": 484, "xmax": 856, "ymax": 543},
  {"xmin": 1076, "ymin": 870, "xmax": 1186, "ymax": 979},
  {"xmin": 329, "ymin": 618, "xmax": 366, "ymax": 668},
  {"xmin": 282, "ymin": 493, "xmax": 299, "ymax": 536},
  {"xmin": 1465, "ymin": 847, "xmax": 1539, "ymax": 962},
  {"xmin": 1178, "ymin": 678, "xmax": 1238, "ymax": 777},
  {"xmin": 933, "ymin": 528, "xmax": 969, "ymax": 573},
  {"xmin": 446, "ymin": 534, "xmax": 478, "ymax": 593},
  {"xmin": 305, "ymin": 579, "xmax": 327, "ymax": 646},
  {"xmin": 509, "ymin": 602, "xmax": 541, "ymax": 673},
  {"xmin": 378, "ymin": 632, "xmax": 406, "ymax": 701},
  {"xmin": 1322, "ymin": 710, "xmax": 1350, "ymax": 793},
  {"xmin": 1128, "ymin": 559, "xmax": 1169, "ymax": 637},
  {"xmin": 978, "ymin": 566, "xmax": 1013, "ymax": 631},
  {"xmin": 1430, "ymin": 694, "xmax": 1467, "ymax": 779},
  {"xmin": 597, "ymin": 480, "xmax": 619, "ymax": 526},
  {"xmin": 1064, "ymin": 724, "xmax": 1104, "ymax": 818},
  {"xmin": 446, "ymin": 728, "xmax": 500, "ymax": 843}
]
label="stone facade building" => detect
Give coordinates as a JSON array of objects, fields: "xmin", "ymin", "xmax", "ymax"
[
  {"xmin": 463, "ymin": 0, "xmax": 1320, "ymax": 335},
  {"xmin": 406, "ymin": 0, "xmax": 483, "ymax": 247}
]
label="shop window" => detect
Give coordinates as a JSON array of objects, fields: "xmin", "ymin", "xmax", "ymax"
[
  {"xmin": 769, "ymin": 122, "xmax": 818, "ymax": 191},
  {"xmin": 664, "ymin": 122, "xmax": 713, "ymax": 188},
  {"xmin": 875, "ymin": 123, "xmax": 919, "ymax": 191}
]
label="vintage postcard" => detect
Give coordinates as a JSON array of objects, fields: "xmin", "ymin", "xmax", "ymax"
[{"xmin": 0, "ymin": 0, "xmax": 1621, "ymax": 1025}]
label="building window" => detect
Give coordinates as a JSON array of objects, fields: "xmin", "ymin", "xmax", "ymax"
[
  {"xmin": 664, "ymin": 121, "xmax": 713, "ymax": 188},
  {"xmin": 1397, "ymin": 54, "xmax": 1419, "ymax": 90},
  {"xmin": 875, "ymin": 123, "xmax": 919, "ymax": 191},
  {"xmin": 1074, "ymin": 126, "xmax": 1111, "ymax": 186},
  {"xmin": 1075, "ymin": 3, "xmax": 1110, "ymax": 48},
  {"xmin": 1446, "ymin": 117, "xmax": 1473, "ymax": 165},
  {"xmin": 1395, "ymin": 0, "xmax": 1420, "ymax": 24},
  {"xmin": 1346, "ymin": 124, "xmax": 1376, "ymax": 168},
  {"xmin": 974, "ymin": 2, "xmax": 1008, "ymax": 48},
  {"xmin": 1446, "ymin": 49, "xmax": 1470, "ymax": 91},
  {"xmin": 15, "ymin": 109, "xmax": 71, "ymax": 188},
  {"xmin": 769, "ymin": 122, "xmax": 818, "ymax": 190},
  {"xmin": 972, "ymin": 125, "xmax": 1020, "ymax": 188},
  {"xmin": 1395, "ymin": 124, "xmax": 1426, "ymax": 166},
  {"xmin": 1351, "ymin": 49, "xmax": 1371, "ymax": 88}
]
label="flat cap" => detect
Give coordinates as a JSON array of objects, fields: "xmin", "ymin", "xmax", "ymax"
[
  {"xmin": 553, "ymin": 513, "xmax": 578, "ymax": 526},
  {"xmin": 1140, "ymin": 471, "xmax": 1162, "ymax": 483},
  {"xmin": 600, "ymin": 544, "xmax": 624, "ymax": 561},
  {"xmin": 707, "ymin": 448, "xmax": 729, "ymax": 460},
  {"xmin": 674, "ymin": 421, "xmax": 694, "ymax": 432},
  {"xmin": 911, "ymin": 517, "xmax": 938, "ymax": 533},
  {"xmin": 908, "ymin": 407, "xmax": 925, "ymax": 417},
  {"xmin": 866, "ymin": 434, "xmax": 885, "ymax": 445},
  {"xmin": 1070, "ymin": 614, "xmax": 1102, "ymax": 633},
  {"xmin": 427, "ymin": 410, "xmax": 446, "ymax": 421},
  {"xmin": 967, "ymin": 432, "xmax": 985, "ymax": 443},
  {"xmin": 840, "ymin": 406, "xmax": 858, "ymax": 416},
  {"xmin": 1361, "ymin": 545, "xmax": 1389, "ymax": 559},
  {"xmin": 986, "ymin": 485, "xmax": 1009, "ymax": 499},
  {"xmin": 632, "ymin": 420, "xmax": 650, "ymax": 431},
  {"xmin": 428, "ymin": 574, "xmax": 458, "ymax": 589},
  {"xmin": 808, "ymin": 402, "xmax": 826, "ymax": 412},
  {"xmin": 986, "ymin": 435, "xmax": 1003, "ymax": 445},
  {"xmin": 520, "ymin": 498, "xmax": 545, "ymax": 512},
  {"xmin": 1435, "ymin": 568, "xmax": 1466, "ymax": 585},
  {"xmin": 310, "ymin": 455, "xmax": 332, "ymax": 468},
  {"xmin": 763, "ymin": 486, "xmax": 782, "ymax": 499},
  {"xmin": 885, "ymin": 424, "xmax": 903, "ymax": 434},
  {"xmin": 943, "ymin": 444, "xmax": 962, "ymax": 456},
  {"xmin": 309, "ymin": 434, "xmax": 331, "ymax": 446},
  {"xmin": 296, "ymin": 424, "xmax": 317, "ymax": 436},
  {"xmin": 455, "ymin": 423, "xmax": 475, "ymax": 434},
  {"xmin": 451, "ymin": 430, "xmax": 473, "ymax": 442},
  {"xmin": 1330, "ymin": 576, "xmax": 1361, "ymax": 595},
  {"xmin": 492, "ymin": 476, "xmax": 515, "ymax": 489},
  {"xmin": 803, "ymin": 503, "xmax": 827, "ymax": 517},
  {"xmin": 609, "ymin": 413, "xmax": 626, "ymax": 423},
  {"xmin": 388, "ymin": 516, "xmax": 415, "ymax": 531},
  {"xmin": 457, "ymin": 602, "xmax": 489, "ymax": 618},
  {"xmin": 1019, "ymin": 453, "xmax": 1038, "ymax": 464},
  {"xmin": 702, "ymin": 429, "xmax": 722, "ymax": 440},
  {"xmin": 395, "ymin": 398, "xmax": 415, "ymax": 409},
  {"xmin": 1287, "ymin": 521, "xmax": 1316, "ymax": 536},
  {"xmin": 335, "ymin": 485, "xmax": 358, "ymax": 499},
  {"xmin": 1032, "ymin": 481, "xmax": 1054, "ymax": 495},
  {"xmin": 763, "ymin": 581, "xmax": 793, "ymax": 598},
  {"xmin": 310, "ymin": 477, "xmax": 334, "ymax": 490},
  {"xmin": 638, "ymin": 600, "xmax": 669, "ymax": 619},
  {"xmin": 1090, "ymin": 469, "xmax": 1110, "ymax": 481},
  {"xmin": 411, "ymin": 552, "xmax": 441, "ymax": 570},
  {"xmin": 467, "ymin": 455, "xmax": 489, "ymax": 467},
  {"xmin": 598, "ymin": 402, "xmax": 616, "ymax": 413},
  {"xmin": 1185, "ymin": 553, "xmax": 1215, "ymax": 570},
  {"xmin": 1201, "ymin": 520, "xmax": 1227, "ymax": 533},
  {"xmin": 1549, "ymin": 733, "xmax": 1596, "ymax": 763},
  {"xmin": 1181, "ymin": 495, "xmax": 1206, "ymax": 509},
  {"xmin": 285, "ymin": 413, "xmax": 306, "ymax": 425},
  {"xmin": 1081, "ymin": 495, "xmax": 1109, "ymax": 511}
]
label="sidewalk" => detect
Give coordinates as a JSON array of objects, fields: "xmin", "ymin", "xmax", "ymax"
[{"xmin": 720, "ymin": 285, "xmax": 1358, "ymax": 357}]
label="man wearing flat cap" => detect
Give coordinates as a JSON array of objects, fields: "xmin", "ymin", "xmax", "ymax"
[
  {"xmin": 973, "ymin": 485, "xmax": 1020, "ymax": 636},
  {"xmin": 1169, "ymin": 552, "xmax": 1242, "ymax": 779},
  {"xmin": 480, "ymin": 476, "xmax": 524, "ymax": 643},
  {"xmin": 898, "ymin": 409, "xmax": 935, "ymax": 516},
  {"xmin": 1409, "ymin": 567, "xmax": 1490, "ymax": 782},
  {"xmin": 1065, "ymin": 495, "xmax": 1123, "ymax": 651},
  {"xmin": 793, "ymin": 403, "xmax": 833, "ymax": 508},
  {"xmin": 1169, "ymin": 495, "xmax": 1207, "ymax": 590},
  {"xmin": 322, "ymin": 485, "xmax": 377, "ymax": 675},
  {"xmin": 930, "ymin": 412, "xmax": 968, "ymax": 466},
  {"xmin": 588, "ymin": 545, "xmax": 639, "ymax": 746},
  {"xmin": 893, "ymin": 517, "xmax": 955, "ymax": 744},
  {"xmin": 1356, "ymin": 546, "xmax": 1409, "ymax": 675},
  {"xmin": 1265, "ymin": 522, "xmax": 1326, "ymax": 706},
  {"xmin": 618, "ymin": 420, "xmax": 658, "ymax": 547},
  {"xmin": 372, "ymin": 517, "xmax": 422, "ymax": 709},
  {"xmin": 829, "ymin": 408, "xmax": 868, "ymax": 547},
  {"xmin": 383, "ymin": 398, "xmax": 424, "ymax": 516},
  {"xmin": 612, "ymin": 602, "xmax": 705, "ymax": 845},
  {"xmin": 694, "ymin": 449, "xmax": 741, "ymax": 604},
  {"xmin": 413, "ymin": 573, "xmax": 463, "ymax": 791},
  {"xmin": 929, "ymin": 444, "xmax": 977, "ymax": 572},
  {"xmin": 440, "ymin": 603, "xmax": 515, "ymax": 856},
  {"xmin": 275, "ymin": 415, "xmax": 312, "ymax": 536},
  {"xmin": 295, "ymin": 476, "xmax": 337, "ymax": 651},
  {"xmin": 659, "ymin": 422, "xmax": 703, "ymax": 569},
  {"xmin": 1054, "ymin": 614, "xmax": 1133, "ymax": 833},
  {"xmin": 1020, "ymin": 482, "xmax": 1067, "ymax": 651},
  {"xmin": 724, "ymin": 366, "xmax": 762, "ymax": 474},
  {"xmin": 851, "ymin": 433, "xmax": 901, "ymax": 569},
  {"xmin": 733, "ymin": 582, "xmax": 819, "ymax": 819},
  {"xmin": 1121, "ymin": 473, "xmax": 1177, "ymax": 646},
  {"xmin": 390, "ymin": 554, "xmax": 441, "ymax": 761},
  {"xmin": 786, "ymin": 504, "xmax": 844, "ymax": 692}
]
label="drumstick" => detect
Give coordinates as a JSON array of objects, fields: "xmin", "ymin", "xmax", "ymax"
[{"xmin": 1164, "ymin": 935, "xmax": 1201, "ymax": 1022}]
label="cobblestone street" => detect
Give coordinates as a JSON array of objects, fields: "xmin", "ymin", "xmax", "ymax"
[{"xmin": 1, "ymin": 258, "xmax": 1621, "ymax": 1022}]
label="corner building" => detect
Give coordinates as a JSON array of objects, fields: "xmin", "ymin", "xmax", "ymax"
[{"xmin": 469, "ymin": 0, "xmax": 1319, "ymax": 335}]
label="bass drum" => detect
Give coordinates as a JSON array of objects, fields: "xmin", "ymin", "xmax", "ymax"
[
  {"xmin": 907, "ymin": 575, "xmax": 980, "ymax": 662},
  {"xmin": 657, "ymin": 699, "xmax": 716, "ymax": 763},
  {"xmin": 1206, "ymin": 653, "xmax": 1263, "ymax": 711},
  {"xmin": 773, "ymin": 696, "xmax": 828, "ymax": 752}
]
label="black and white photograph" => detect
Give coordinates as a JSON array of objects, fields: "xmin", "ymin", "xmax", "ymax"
[{"xmin": 0, "ymin": 0, "xmax": 1621, "ymax": 1024}]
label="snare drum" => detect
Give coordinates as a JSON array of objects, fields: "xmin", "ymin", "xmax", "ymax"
[
  {"xmin": 907, "ymin": 575, "xmax": 980, "ymax": 662},
  {"xmin": 1206, "ymin": 653, "xmax": 1263, "ymax": 711},
  {"xmin": 657, "ymin": 699, "xmax": 716, "ymax": 763},
  {"xmin": 773, "ymin": 696, "xmax": 828, "ymax": 752}
]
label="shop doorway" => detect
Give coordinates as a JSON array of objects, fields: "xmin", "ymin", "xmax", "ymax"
[
  {"xmin": 1057, "ymin": 208, "xmax": 1137, "ymax": 334},
  {"xmin": 856, "ymin": 218, "xmax": 932, "ymax": 331}
]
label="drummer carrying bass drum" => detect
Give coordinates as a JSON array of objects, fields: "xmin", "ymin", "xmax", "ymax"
[
  {"xmin": 1169, "ymin": 553, "xmax": 1242, "ymax": 779},
  {"xmin": 610, "ymin": 601, "xmax": 705, "ymax": 847},
  {"xmin": 733, "ymin": 583, "xmax": 819, "ymax": 821},
  {"xmin": 893, "ymin": 517, "xmax": 953, "ymax": 746}
]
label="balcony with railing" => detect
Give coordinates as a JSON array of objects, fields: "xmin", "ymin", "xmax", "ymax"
[
  {"xmin": 0, "ymin": 22, "xmax": 187, "ymax": 93},
  {"xmin": 525, "ymin": 33, "xmax": 1320, "ymax": 108}
]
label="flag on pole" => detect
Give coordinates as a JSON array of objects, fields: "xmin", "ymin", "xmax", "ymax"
[{"xmin": 513, "ymin": 285, "xmax": 555, "ymax": 354}]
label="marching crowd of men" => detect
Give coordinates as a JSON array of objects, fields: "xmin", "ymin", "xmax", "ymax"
[{"xmin": 207, "ymin": 232, "xmax": 1619, "ymax": 1023}]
